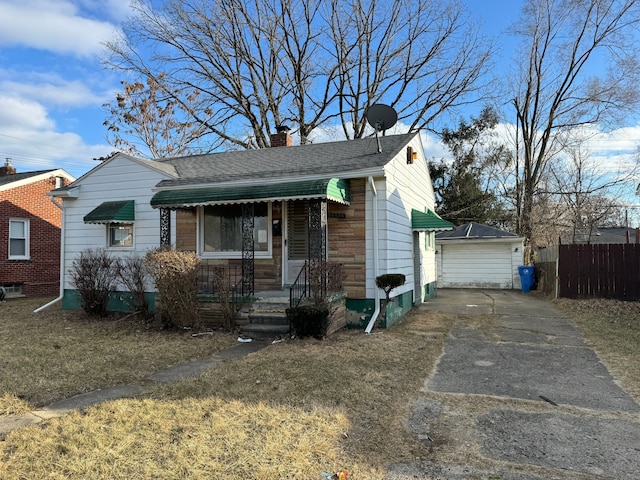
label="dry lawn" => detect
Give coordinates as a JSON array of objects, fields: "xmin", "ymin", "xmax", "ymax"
[
  {"xmin": 553, "ymin": 297, "xmax": 640, "ymax": 400},
  {"xmin": 1, "ymin": 295, "xmax": 639, "ymax": 479},
  {"xmin": 0, "ymin": 297, "xmax": 236, "ymax": 410},
  {"xmin": 0, "ymin": 296, "xmax": 454, "ymax": 479}
]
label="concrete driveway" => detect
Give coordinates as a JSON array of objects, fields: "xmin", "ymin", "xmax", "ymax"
[{"xmin": 386, "ymin": 289, "xmax": 640, "ymax": 480}]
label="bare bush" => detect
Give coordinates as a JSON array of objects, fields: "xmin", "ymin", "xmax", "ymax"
[
  {"xmin": 145, "ymin": 249, "xmax": 201, "ymax": 330},
  {"xmin": 69, "ymin": 248, "xmax": 119, "ymax": 317},
  {"xmin": 209, "ymin": 266, "xmax": 236, "ymax": 331},
  {"xmin": 115, "ymin": 255, "xmax": 152, "ymax": 319}
]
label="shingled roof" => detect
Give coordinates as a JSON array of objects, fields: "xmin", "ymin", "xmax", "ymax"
[
  {"xmin": 155, "ymin": 132, "xmax": 417, "ymax": 187},
  {"xmin": 436, "ymin": 221, "xmax": 520, "ymax": 239},
  {"xmin": 0, "ymin": 169, "xmax": 57, "ymax": 188}
]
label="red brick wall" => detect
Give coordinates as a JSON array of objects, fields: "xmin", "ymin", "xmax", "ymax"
[{"xmin": 0, "ymin": 175, "xmax": 70, "ymax": 296}]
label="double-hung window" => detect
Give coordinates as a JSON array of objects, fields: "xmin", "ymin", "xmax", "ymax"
[
  {"xmin": 8, "ymin": 219, "xmax": 29, "ymax": 259},
  {"xmin": 201, "ymin": 202, "xmax": 271, "ymax": 258}
]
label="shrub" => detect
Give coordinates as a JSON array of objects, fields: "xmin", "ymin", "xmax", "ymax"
[
  {"xmin": 210, "ymin": 266, "xmax": 236, "ymax": 331},
  {"xmin": 115, "ymin": 255, "xmax": 152, "ymax": 320},
  {"xmin": 375, "ymin": 274, "xmax": 406, "ymax": 294},
  {"xmin": 286, "ymin": 305, "xmax": 330, "ymax": 339},
  {"xmin": 372, "ymin": 273, "xmax": 406, "ymax": 330},
  {"xmin": 145, "ymin": 249, "xmax": 201, "ymax": 330},
  {"xmin": 69, "ymin": 248, "xmax": 119, "ymax": 317}
]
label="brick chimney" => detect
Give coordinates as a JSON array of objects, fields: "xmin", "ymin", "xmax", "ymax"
[
  {"xmin": 0, "ymin": 158, "xmax": 16, "ymax": 176},
  {"xmin": 270, "ymin": 125, "xmax": 293, "ymax": 147}
]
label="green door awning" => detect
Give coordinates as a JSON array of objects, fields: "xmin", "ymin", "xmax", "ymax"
[
  {"xmin": 411, "ymin": 209, "xmax": 453, "ymax": 231},
  {"xmin": 151, "ymin": 178, "xmax": 350, "ymax": 209},
  {"xmin": 84, "ymin": 200, "xmax": 135, "ymax": 224}
]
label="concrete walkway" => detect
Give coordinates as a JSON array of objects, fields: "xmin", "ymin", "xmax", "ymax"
[
  {"xmin": 387, "ymin": 289, "xmax": 640, "ymax": 480},
  {"xmin": 0, "ymin": 339, "xmax": 267, "ymax": 437}
]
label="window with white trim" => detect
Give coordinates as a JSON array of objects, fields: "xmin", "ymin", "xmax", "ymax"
[
  {"xmin": 108, "ymin": 223, "xmax": 133, "ymax": 247},
  {"xmin": 8, "ymin": 219, "xmax": 29, "ymax": 259},
  {"xmin": 201, "ymin": 202, "xmax": 271, "ymax": 258},
  {"xmin": 425, "ymin": 231, "xmax": 435, "ymax": 250}
]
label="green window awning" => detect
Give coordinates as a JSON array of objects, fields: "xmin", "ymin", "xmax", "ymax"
[
  {"xmin": 84, "ymin": 200, "xmax": 135, "ymax": 224},
  {"xmin": 151, "ymin": 178, "xmax": 350, "ymax": 209},
  {"xmin": 411, "ymin": 209, "xmax": 453, "ymax": 232}
]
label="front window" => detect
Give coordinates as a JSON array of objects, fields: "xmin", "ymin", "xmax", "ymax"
[
  {"xmin": 202, "ymin": 203, "xmax": 271, "ymax": 257},
  {"xmin": 9, "ymin": 219, "xmax": 29, "ymax": 259},
  {"xmin": 108, "ymin": 224, "xmax": 133, "ymax": 247}
]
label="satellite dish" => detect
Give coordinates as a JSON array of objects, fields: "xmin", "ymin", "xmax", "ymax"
[
  {"xmin": 366, "ymin": 104, "xmax": 397, "ymax": 153},
  {"xmin": 366, "ymin": 104, "xmax": 398, "ymax": 134}
]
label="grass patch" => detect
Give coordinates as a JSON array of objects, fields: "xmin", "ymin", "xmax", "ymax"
[
  {"xmin": 0, "ymin": 297, "xmax": 236, "ymax": 409},
  {"xmin": 554, "ymin": 297, "xmax": 640, "ymax": 401},
  {"xmin": 0, "ymin": 398, "xmax": 350, "ymax": 479},
  {"xmin": 0, "ymin": 299, "xmax": 454, "ymax": 478}
]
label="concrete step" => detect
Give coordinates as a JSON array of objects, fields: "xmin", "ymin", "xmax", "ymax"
[
  {"xmin": 239, "ymin": 322, "xmax": 291, "ymax": 340},
  {"xmin": 247, "ymin": 311, "xmax": 289, "ymax": 325}
]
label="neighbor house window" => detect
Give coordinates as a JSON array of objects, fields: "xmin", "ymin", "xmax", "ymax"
[
  {"xmin": 108, "ymin": 223, "xmax": 133, "ymax": 247},
  {"xmin": 8, "ymin": 219, "xmax": 29, "ymax": 259},
  {"xmin": 201, "ymin": 203, "xmax": 271, "ymax": 257}
]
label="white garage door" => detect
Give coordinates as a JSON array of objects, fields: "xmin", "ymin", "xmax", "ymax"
[{"xmin": 439, "ymin": 243, "xmax": 514, "ymax": 289}]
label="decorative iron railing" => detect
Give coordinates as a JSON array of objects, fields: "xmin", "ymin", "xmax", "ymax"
[{"xmin": 289, "ymin": 260, "xmax": 344, "ymax": 308}]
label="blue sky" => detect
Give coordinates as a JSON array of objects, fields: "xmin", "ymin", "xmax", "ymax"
[{"xmin": 0, "ymin": 0, "xmax": 639, "ymax": 186}]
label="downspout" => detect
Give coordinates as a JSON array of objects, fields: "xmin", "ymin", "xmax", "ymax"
[
  {"xmin": 34, "ymin": 197, "xmax": 65, "ymax": 312},
  {"xmin": 365, "ymin": 176, "xmax": 381, "ymax": 334}
]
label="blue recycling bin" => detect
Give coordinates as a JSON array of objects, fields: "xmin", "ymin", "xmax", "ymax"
[{"xmin": 518, "ymin": 266, "xmax": 535, "ymax": 292}]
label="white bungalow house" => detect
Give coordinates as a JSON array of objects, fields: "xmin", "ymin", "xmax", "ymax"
[{"xmin": 48, "ymin": 131, "xmax": 452, "ymax": 329}]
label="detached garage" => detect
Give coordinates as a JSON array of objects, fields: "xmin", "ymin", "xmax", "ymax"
[{"xmin": 436, "ymin": 222, "xmax": 525, "ymax": 289}]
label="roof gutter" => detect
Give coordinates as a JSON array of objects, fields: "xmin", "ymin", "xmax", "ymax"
[
  {"xmin": 151, "ymin": 167, "xmax": 386, "ymax": 192},
  {"xmin": 365, "ymin": 176, "xmax": 381, "ymax": 334},
  {"xmin": 35, "ymin": 197, "xmax": 66, "ymax": 312}
]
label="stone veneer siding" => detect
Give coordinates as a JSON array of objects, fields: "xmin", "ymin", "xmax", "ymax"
[{"xmin": 174, "ymin": 179, "xmax": 367, "ymax": 295}]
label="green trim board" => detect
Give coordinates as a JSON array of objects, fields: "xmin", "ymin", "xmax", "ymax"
[
  {"xmin": 411, "ymin": 208, "xmax": 453, "ymax": 231},
  {"xmin": 84, "ymin": 200, "xmax": 135, "ymax": 224},
  {"xmin": 62, "ymin": 289, "xmax": 156, "ymax": 312},
  {"xmin": 345, "ymin": 290, "xmax": 414, "ymax": 329},
  {"xmin": 151, "ymin": 178, "xmax": 350, "ymax": 208}
]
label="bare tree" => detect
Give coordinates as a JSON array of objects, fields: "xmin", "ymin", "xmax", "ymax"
[
  {"xmin": 510, "ymin": 0, "xmax": 640, "ymax": 261},
  {"xmin": 103, "ymin": 0, "xmax": 494, "ymax": 153},
  {"xmin": 546, "ymin": 138, "xmax": 639, "ymax": 243},
  {"xmin": 328, "ymin": 0, "xmax": 494, "ymax": 139},
  {"xmin": 103, "ymin": 76, "xmax": 212, "ymax": 157}
]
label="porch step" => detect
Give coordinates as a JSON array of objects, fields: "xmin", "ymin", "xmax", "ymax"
[
  {"xmin": 247, "ymin": 311, "xmax": 288, "ymax": 325},
  {"xmin": 237, "ymin": 291, "xmax": 291, "ymax": 340},
  {"xmin": 239, "ymin": 322, "xmax": 291, "ymax": 340}
]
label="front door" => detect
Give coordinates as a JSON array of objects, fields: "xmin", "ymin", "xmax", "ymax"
[{"xmin": 284, "ymin": 200, "xmax": 309, "ymax": 285}]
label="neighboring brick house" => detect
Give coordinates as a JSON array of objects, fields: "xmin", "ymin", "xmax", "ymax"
[
  {"xmin": 51, "ymin": 132, "xmax": 452, "ymax": 329},
  {"xmin": 0, "ymin": 159, "xmax": 75, "ymax": 296}
]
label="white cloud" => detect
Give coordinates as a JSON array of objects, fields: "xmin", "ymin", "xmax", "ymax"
[
  {"xmin": 0, "ymin": 0, "xmax": 121, "ymax": 57},
  {"xmin": 78, "ymin": 0, "xmax": 134, "ymax": 22},
  {"xmin": 0, "ymin": 75, "xmax": 106, "ymax": 108},
  {"xmin": 0, "ymin": 95, "xmax": 55, "ymax": 131},
  {"xmin": 0, "ymin": 93, "xmax": 112, "ymax": 177}
]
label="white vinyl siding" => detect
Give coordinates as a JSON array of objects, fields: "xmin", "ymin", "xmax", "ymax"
[
  {"xmin": 61, "ymin": 155, "xmax": 176, "ymax": 290},
  {"xmin": 365, "ymin": 135, "xmax": 438, "ymax": 301}
]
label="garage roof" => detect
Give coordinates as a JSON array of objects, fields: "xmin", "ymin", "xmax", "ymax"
[{"xmin": 437, "ymin": 222, "xmax": 519, "ymax": 239}]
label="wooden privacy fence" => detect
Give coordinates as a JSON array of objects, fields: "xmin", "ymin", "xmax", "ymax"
[{"xmin": 556, "ymin": 244, "xmax": 640, "ymax": 300}]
